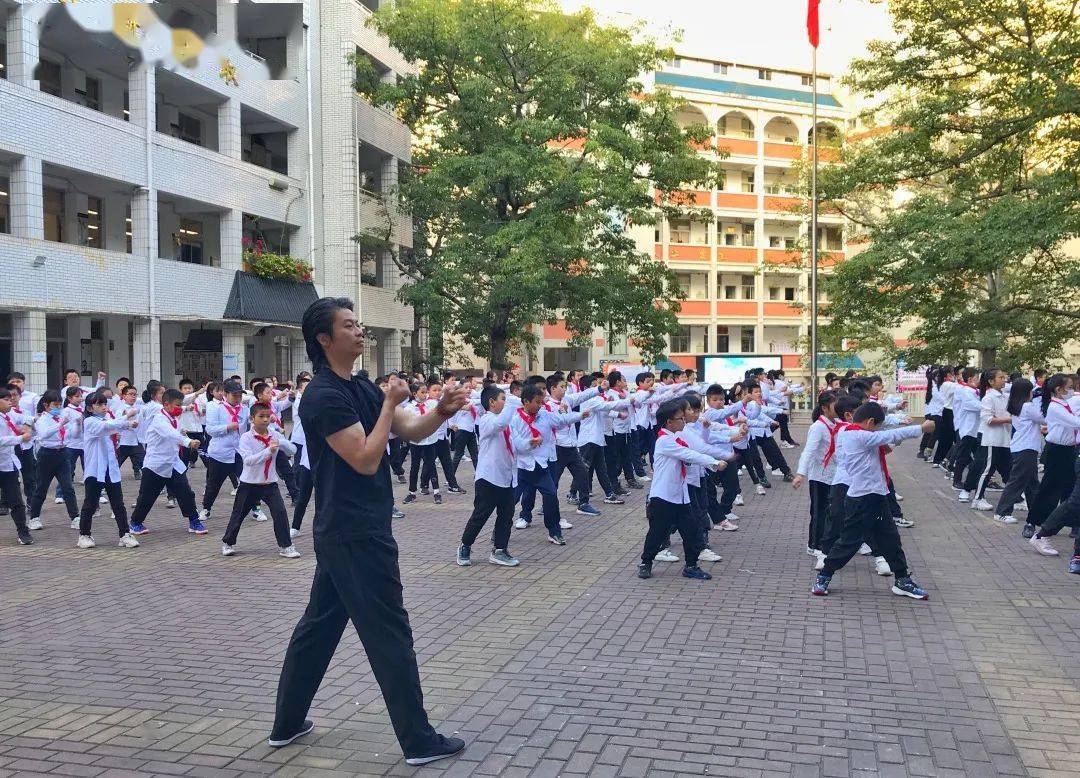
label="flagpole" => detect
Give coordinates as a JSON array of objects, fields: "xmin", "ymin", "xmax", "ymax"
[{"xmin": 810, "ymin": 44, "xmax": 819, "ymax": 396}]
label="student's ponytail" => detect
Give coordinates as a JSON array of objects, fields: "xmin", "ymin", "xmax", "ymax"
[
  {"xmin": 812, "ymin": 389, "xmax": 839, "ymax": 422},
  {"xmin": 37, "ymin": 389, "xmax": 61, "ymax": 415},
  {"xmin": 924, "ymin": 366, "xmax": 937, "ymax": 404},
  {"xmin": 63, "ymin": 386, "xmax": 81, "ymax": 408},
  {"xmin": 977, "ymin": 368, "xmax": 1000, "ymax": 398},
  {"xmin": 1041, "ymin": 374, "xmax": 1070, "ymax": 417}
]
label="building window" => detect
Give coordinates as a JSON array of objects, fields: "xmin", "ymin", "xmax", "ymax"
[
  {"xmin": 741, "ymin": 172, "xmax": 755, "ymax": 193},
  {"xmin": 713, "ymin": 62, "xmax": 728, "ymax": 75},
  {"xmin": 801, "ymin": 74, "xmax": 813, "ymax": 86},
  {"xmin": 83, "ymin": 196, "xmax": 103, "ymax": 248},
  {"xmin": 0, "ymin": 177, "xmax": 9, "ymax": 234},
  {"xmin": 757, "ymin": 68, "xmax": 772, "ymax": 81},
  {"xmin": 741, "ymin": 328, "xmax": 756, "ymax": 352},
  {"xmin": 668, "ymin": 219, "xmax": 690, "ymax": 244},
  {"xmin": 176, "ymin": 219, "xmax": 203, "ymax": 264},
  {"xmin": 668, "ymin": 57, "xmax": 682, "ymax": 68},
  {"xmin": 676, "ymin": 272, "xmax": 709, "ymax": 300},
  {"xmin": 125, "ymin": 206, "xmax": 133, "ymax": 253},
  {"xmin": 768, "ymin": 235, "xmax": 796, "ymax": 249},
  {"xmin": 176, "ymin": 112, "xmax": 202, "ymax": 146},
  {"xmin": 670, "ymin": 325, "xmax": 691, "ymax": 353},
  {"xmin": 37, "ymin": 59, "xmax": 62, "ymax": 97},
  {"xmin": 123, "ymin": 90, "xmax": 130, "ymax": 121},
  {"xmin": 0, "ymin": 42, "xmax": 7, "ymax": 80},
  {"xmin": 741, "ymin": 274, "xmax": 755, "ymax": 299},
  {"xmin": 75, "ymin": 74, "xmax": 101, "ymax": 111},
  {"xmin": 43, "ymin": 186, "xmax": 65, "ymax": 242},
  {"xmin": 361, "ymin": 249, "xmax": 383, "ymax": 287},
  {"xmin": 723, "ymin": 284, "xmax": 737, "ymax": 300},
  {"xmin": 716, "ymin": 326, "xmax": 729, "ymax": 352},
  {"xmin": 785, "ymin": 287, "xmax": 796, "ymax": 301},
  {"xmin": 654, "ymin": 225, "xmax": 660, "ymax": 243}
]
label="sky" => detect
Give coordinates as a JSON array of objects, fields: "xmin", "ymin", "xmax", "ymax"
[{"xmin": 556, "ymin": 0, "xmax": 895, "ymax": 77}]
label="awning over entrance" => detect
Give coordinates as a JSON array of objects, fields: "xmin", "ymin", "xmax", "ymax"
[
  {"xmin": 223, "ymin": 271, "xmax": 319, "ymax": 327},
  {"xmin": 818, "ymin": 352, "xmax": 865, "ymax": 370}
]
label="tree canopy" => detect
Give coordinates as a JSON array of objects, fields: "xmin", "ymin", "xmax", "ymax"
[
  {"xmin": 355, "ymin": 0, "xmax": 721, "ymax": 369},
  {"xmin": 818, "ymin": 0, "xmax": 1080, "ymax": 370}
]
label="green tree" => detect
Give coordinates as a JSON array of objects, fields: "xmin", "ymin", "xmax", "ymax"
[
  {"xmin": 353, "ymin": 0, "xmax": 721, "ymax": 369},
  {"xmin": 818, "ymin": 0, "xmax": 1080, "ymax": 370}
]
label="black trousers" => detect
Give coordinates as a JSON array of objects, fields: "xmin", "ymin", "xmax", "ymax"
[
  {"xmin": 1028, "ymin": 443, "xmax": 1078, "ymax": 526},
  {"xmin": 223, "ymin": 482, "xmax": 291, "ymax": 547},
  {"xmin": 389, "ymin": 438, "xmax": 408, "ymax": 476},
  {"xmin": 705, "ymin": 464, "xmax": 739, "ymax": 524},
  {"xmin": 272, "ymin": 534, "xmax": 439, "ymax": 757},
  {"xmin": 408, "ymin": 444, "xmax": 439, "ymax": 492},
  {"xmin": 130, "ymin": 468, "xmax": 198, "ymax": 525},
  {"xmin": 777, "ymin": 413, "xmax": 797, "ymax": 445},
  {"xmin": 117, "ymin": 444, "xmax": 145, "ymax": 477},
  {"xmin": 809, "ymin": 479, "xmax": 831, "ymax": 551},
  {"xmin": 951, "ymin": 435, "xmax": 979, "ymax": 487},
  {"xmin": 30, "ymin": 448, "xmax": 78, "ymax": 520},
  {"xmin": 605, "ymin": 432, "xmax": 635, "ymax": 485},
  {"xmin": 450, "ymin": 430, "xmax": 478, "ymax": 476},
  {"xmin": 435, "ymin": 439, "xmax": 459, "ymax": 489},
  {"xmin": 517, "ymin": 465, "xmax": 561, "ymax": 536},
  {"xmin": 1037, "ymin": 458, "xmax": 1080, "ymax": 554},
  {"xmin": 918, "ymin": 415, "xmax": 939, "ymax": 455},
  {"xmin": 579, "ymin": 442, "xmax": 613, "ymax": 500},
  {"xmin": 16, "ymin": 448, "xmax": 36, "ymax": 502},
  {"xmin": 629, "ymin": 427, "xmax": 648, "ymax": 477},
  {"xmin": 0, "ymin": 470, "xmax": 28, "ymax": 533},
  {"xmin": 996, "ymin": 449, "xmax": 1039, "ymax": 517},
  {"xmin": 204, "ymin": 454, "xmax": 242, "ymax": 511},
  {"xmin": 687, "ymin": 483, "xmax": 711, "ymax": 551},
  {"xmin": 181, "ymin": 432, "xmax": 203, "ymax": 468},
  {"xmin": 933, "ymin": 409, "xmax": 956, "ymax": 464},
  {"xmin": 79, "ymin": 475, "xmax": 129, "ymax": 537},
  {"xmin": 823, "ymin": 494, "xmax": 910, "ymax": 579},
  {"xmin": 819, "ymin": 483, "xmax": 849, "ymax": 555},
  {"xmin": 276, "ymin": 450, "xmax": 298, "ymax": 501},
  {"xmin": 54, "ymin": 447, "xmax": 82, "ymax": 499},
  {"xmin": 756, "ymin": 435, "xmax": 791, "ymax": 476},
  {"xmin": 550, "ymin": 445, "xmax": 591, "ymax": 503},
  {"xmin": 642, "ymin": 497, "xmax": 702, "ymax": 566},
  {"xmin": 743, "ymin": 441, "xmax": 768, "ymax": 481},
  {"xmin": 461, "ymin": 478, "xmax": 514, "ymax": 550},
  {"xmin": 964, "ymin": 444, "xmax": 1011, "ymax": 500},
  {"xmin": 292, "ymin": 465, "xmax": 313, "ymax": 531}
]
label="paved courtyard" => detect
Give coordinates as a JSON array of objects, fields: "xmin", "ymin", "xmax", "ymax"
[{"xmin": 1, "ymin": 423, "xmax": 1079, "ymax": 777}]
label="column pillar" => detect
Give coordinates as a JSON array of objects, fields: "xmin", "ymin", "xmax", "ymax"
[
  {"xmin": 132, "ymin": 188, "xmax": 157, "ymax": 263},
  {"xmin": 12, "ymin": 311, "xmax": 48, "ymax": 391},
  {"xmin": 383, "ymin": 329, "xmax": 402, "ymax": 373},
  {"xmin": 220, "ymin": 210, "xmax": 244, "ymax": 270},
  {"xmin": 218, "ymin": 97, "xmax": 242, "ymax": 159},
  {"xmin": 132, "ymin": 318, "xmax": 161, "ymax": 386},
  {"xmin": 216, "ymin": 0, "xmax": 238, "ymax": 40},
  {"xmin": 222, "ymin": 325, "xmax": 248, "ymax": 384},
  {"xmin": 5, "ymin": 4, "xmax": 39, "ymax": 88},
  {"xmin": 10, "ymin": 155, "xmax": 44, "ymax": 240},
  {"xmin": 128, "ymin": 62, "xmax": 155, "ymax": 132}
]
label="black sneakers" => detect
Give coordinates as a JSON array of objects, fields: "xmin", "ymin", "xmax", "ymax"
[
  {"xmin": 636, "ymin": 562, "xmax": 652, "ymax": 579},
  {"xmin": 404, "ymin": 735, "xmax": 466, "ymax": 766},
  {"xmin": 268, "ymin": 719, "xmax": 315, "ymax": 748},
  {"xmin": 17, "ymin": 528, "xmax": 33, "ymax": 546}
]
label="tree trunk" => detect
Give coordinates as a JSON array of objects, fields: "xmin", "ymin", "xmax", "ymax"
[
  {"xmin": 978, "ymin": 346, "xmax": 997, "ymax": 367},
  {"xmin": 489, "ymin": 330, "xmax": 510, "ymax": 372}
]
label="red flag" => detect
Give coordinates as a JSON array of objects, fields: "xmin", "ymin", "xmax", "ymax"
[{"xmin": 807, "ymin": 0, "xmax": 820, "ymax": 47}]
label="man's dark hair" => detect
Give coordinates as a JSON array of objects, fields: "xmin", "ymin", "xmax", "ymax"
[
  {"xmin": 853, "ymin": 401, "xmax": 885, "ymax": 424},
  {"xmin": 302, "ymin": 297, "xmax": 354, "ymax": 370},
  {"xmin": 250, "ymin": 402, "xmax": 272, "ymax": 416},
  {"xmin": 521, "ymin": 383, "xmax": 544, "ymax": 404},
  {"xmin": 546, "ymin": 375, "xmax": 564, "ymax": 392},
  {"xmin": 480, "ymin": 385, "xmax": 504, "ymax": 411},
  {"xmin": 162, "ymin": 388, "xmax": 185, "ymax": 405},
  {"xmin": 179, "ymin": 377, "xmax": 194, "ymax": 389},
  {"xmin": 253, "ymin": 382, "xmax": 271, "ymax": 398},
  {"xmin": 685, "ymin": 393, "xmax": 702, "ymax": 410},
  {"xmin": 508, "ymin": 380, "xmax": 523, "ymax": 393},
  {"xmin": 656, "ymin": 398, "xmax": 686, "ymax": 428},
  {"xmin": 659, "ymin": 369, "xmax": 672, "ymax": 381},
  {"xmin": 64, "ymin": 368, "xmax": 79, "ymax": 379},
  {"xmin": 6, "ymin": 372, "xmax": 25, "ymax": 382},
  {"xmin": 578, "ymin": 373, "xmax": 595, "ymax": 390}
]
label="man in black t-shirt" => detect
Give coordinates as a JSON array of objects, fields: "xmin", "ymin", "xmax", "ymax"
[{"xmin": 269, "ymin": 298, "xmax": 470, "ymax": 767}]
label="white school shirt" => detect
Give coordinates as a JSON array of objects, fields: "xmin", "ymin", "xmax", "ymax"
[
  {"xmin": 552, "ymin": 395, "xmax": 588, "ymax": 448},
  {"xmin": 510, "ymin": 407, "xmax": 579, "ymax": 471},
  {"xmin": 81, "ymin": 415, "xmax": 133, "ymax": 483},
  {"xmin": 407, "ymin": 400, "xmax": 442, "ymax": 446},
  {"xmin": 796, "ymin": 415, "xmax": 841, "ymax": 485},
  {"xmin": 143, "ymin": 409, "xmax": 190, "ymax": 478},
  {"xmin": 631, "ymin": 388, "xmax": 655, "ymax": 429},
  {"xmin": 136, "ymin": 400, "xmax": 161, "ymax": 444},
  {"xmin": 237, "ymin": 430, "xmax": 297, "ymax": 484},
  {"xmin": 577, "ymin": 395, "xmax": 630, "ymax": 447},
  {"xmin": 605, "ymin": 389, "xmax": 634, "ymax": 434},
  {"xmin": 538, "ymin": 400, "xmax": 561, "ymax": 462},
  {"xmin": 451, "ymin": 400, "xmax": 481, "ymax": 433},
  {"xmin": 205, "ymin": 401, "xmax": 250, "ymax": 463},
  {"xmin": 0, "ymin": 412, "xmax": 26, "ymax": 471},
  {"xmin": 113, "ymin": 403, "xmax": 142, "ymax": 446},
  {"xmin": 5, "ymin": 407, "xmax": 34, "ymax": 452},
  {"xmin": 290, "ymin": 392, "xmax": 307, "ymax": 448},
  {"xmin": 180, "ymin": 392, "xmax": 205, "ymax": 433},
  {"xmin": 33, "ymin": 412, "xmax": 68, "ymax": 450},
  {"xmin": 940, "ymin": 379, "xmax": 956, "ymax": 411},
  {"xmin": 681, "ymin": 423, "xmax": 728, "ymax": 483},
  {"xmin": 1044, "ymin": 398, "xmax": 1080, "ymax": 446},
  {"xmin": 838, "ymin": 425, "xmax": 923, "ymax": 498},
  {"xmin": 18, "ymin": 391, "xmax": 39, "ymax": 420},
  {"xmin": 267, "ymin": 397, "xmax": 292, "ymax": 436},
  {"xmin": 925, "ymin": 383, "xmax": 945, "ymax": 416},
  {"xmin": 978, "ymin": 388, "xmax": 1011, "ymax": 447},
  {"xmin": 952, "ymin": 384, "xmax": 982, "ymax": 438},
  {"xmin": 60, "ymin": 405, "xmax": 85, "ymax": 449},
  {"xmin": 474, "ymin": 403, "xmax": 518, "ymax": 488},
  {"xmin": 648, "ymin": 429, "xmax": 719, "ymax": 504},
  {"xmin": 1010, "ymin": 400, "xmax": 1044, "ymax": 453}
]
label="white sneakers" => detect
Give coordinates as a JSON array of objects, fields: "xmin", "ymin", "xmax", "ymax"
[
  {"xmin": 70, "ymin": 518, "xmax": 80, "ymax": 529},
  {"xmin": 27, "ymin": 517, "xmax": 43, "ymax": 531},
  {"xmin": 770, "ymin": 468, "xmax": 783, "ymax": 476},
  {"xmin": 726, "ymin": 512, "xmax": 740, "ymax": 522},
  {"xmin": 858, "ymin": 543, "xmax": 873, "ymax": 555},
  {"xmin": 54, "ymin": 497, "xmax": 64, "ymax": 505},
  {"xmin": 755, "ymin": 484, "xmax": 767, "ymax": 496},
  {"xmin": 873, "ymin": 556, "xmax": 892, "ymax": 576},
  {"xmin": 717, "ymin": 519, "xmax": 739, "ymax": 531},
  {"xmin": 279, "ymin": 545, "xmax": 302, "ymax": 559},
  {"xmin": 993, "ymin": 514, "xmax": 1017, "ymax": 524},
  {"xmin": 230, "ymin": 487, "xmax": 238, "ymax": 496},
  {"xmin": 198, "ymin": 508, "xmax": 210, "ymax": 523},
  {"xmin": 1029, "ymin": 535, "xmax": 1059, "ymax": 556},
  {"xmin": 221, "ymin": 543, "xmax": 236, "ymax": 556},
  {"xmin": 118, "ymin": 533, "xmax": 140, "ymax": 549},
  {"xmin": 813, "ymin": 551, "xmax": 826, "ymax": 571},
  {"xmin": 252, "ymin": 508, "xmax": 267, "ymax": 522},
  {"xmin": 76, "ymin": 535, "xmax": 96, "ymax": 549},
  {"xmin": 99, "ymin": 492, "xmax": 107, "ymax": 504},
  {"xmin": 971, "ymin": 498, "xmax": 994, "ymax": 511},
  {"xmin": 733, "ymin": 495, "xmax": 745, "ymax": 506},
  {"xmin": 514, "ymin": 517, "xmax": 529, "ymax": 529},
  {"xmin": 698, "ymin": 548, "xmax": 722, "ymax": 562},
  {"xmin": 290, "ymin": 527, "xmax": 301, "ymax": 539},
  {"xmin": 957, "ymin": 490, "xmax": 971, "ymax": 502},
  {"xmin": 559, "ymin": 518, "xmax": 573, "ymax": 529},
  {"xmin": 166, "ymin": 498, "xmax": 176, "ymax": 509},
  {"xmin": 654, "ymin": 549, "xmax": 679, "ymax": 562}
]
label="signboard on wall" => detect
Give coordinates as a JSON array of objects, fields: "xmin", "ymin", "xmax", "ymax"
[
  {"xmin": 698, "ymin": 355, "xmax": 783, "ymax": 387},
  {"xmin": 895, "ymin": 359, "xmax": 929, "ymax": 391}
]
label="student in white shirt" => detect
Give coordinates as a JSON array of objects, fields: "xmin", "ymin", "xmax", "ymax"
[
  {"xmin": 793, "ymin": 390, "xmax": 842, "ymax": 560},
  {"xmin": 254, "ymin": 381, "xmax": 299, "ymax": 502},
  {"xmin": 637, "ymin": 398, "xmax": 726, "ymax": 581},
  {"xmin": 456, "ymin": 385, "xmax": 520, "ymax": 567},
  {"xmin": 949, "ymin": 367, "xmax": 983, "ymax": 489},
  {"xmin": 403, "ymin": 384, "xmax": 443, "ymax": 504},
  {"xmin": 427, "ymin": 379, "xmax": 466, "ymax": 494},
  {"xmin": 932, "ymin": 366, "xmax": 958, "ymax": 466},
  {"xmin": 114, "ymin": 384, "xmax": 145, "ymax": 478},
  {"xmin": 680, "ymin": 393, "xmax": 732, "ymax": 562},
  {"xmin": 545, "ymin": 375, "xmax": 600, "ymax": 517},
  {"xmin": 56, "ymin": 386, "xmax": 86, "ymax": 503},
  {"xmin": 203, "ymin": 380, "xmax": 253, "ymax": 520},
  {"xmin": 220, "ymin": 402, "xmax": 301, "ymax": 558},
  {"xmin": 576, "ymin": 373, "xmax": 630, "ymax": 506},
  {"xmin": 127, "ymin": 389, "xmax": 205, "ymax": 535},
  {"xmin": 630, "ymin": 371, "xmax": 657, "ymax": 477},
  {"xmin": 4, "ymin": 383, "xmax": 37, "ymax": 504},
  {"xmin": 289, "ymin": 375, "xmax": 315, "ymax": 537},
  {"xmin": 812, "ymin": 403, "xmax": 934, "ymax": 599},
  {"xmin": 28, "ymin": 390, "xmax": 79, "ymax": 529},
  {"xmin": 0, "ymin": 387, "xmax": 33, "ymax": 545},
  {"xmin": 701, "ymin": 385, "xmax": 748, "ymax": 523},
  {"xmin": 996, "ymin": 379, "xmax": 1041, "ymax": 527},
  {"xmin": 962, "ymin": 369, "xmax": 1013, "ymax": 509},
  {"xmin": 603, "ymin": 371, "xmax": 643, "ymax": 492},
  {"xmin": 448, "ymin": 388, "xmax": 480, "ymax": 478},
  {"xmin": 1027, "ymin": 373, "xmax": 1080, "ymax": 549},
  {"xmin": 178, "ymin": 378, "xmax": 208, "ymax": 469},
  {"xmin": 75, "ymin": 391, "xmax": 141, "ymax": 549}
]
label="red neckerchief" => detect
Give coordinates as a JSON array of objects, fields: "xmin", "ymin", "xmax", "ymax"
[
  {"xmin": 223, "ymin": 402, "xmax": 242, "ymax": 426},
  {"xmin": 417, "ymin": 401, "xmax": 427, "ymax": 416},
  {"xmin": 1, "ymin": 412, "xmax": 20, "ymax": 437},
  {"xmin": 822, "ymin": 422, "xmax": 861, "ymax": 468},
  {"xmin": 253, "ymin": 433, "xmax": 274, "ymax": 479},
  {"xmin": 468, "ymin": 405, "xmax": 477, "ymax": 420},
  {"xmin": 610, "ymin": 388, "xmax": 626, "ymax": 399},
  {"xmin": 54, "ymin": 414, "xmax": 66, "ymax": 444},
  {"xmin": 658, "ymin": 428, "xmax": 689, "ymax": 479},
  {"xmin": 105, "ymin": 409, "xmax": 119, "ymax": 451},
  {"xmin": 517, "ymin": 408, "xmax": 542, "ymax": 439},
  {"xmin": 162, "ymin": 408, "xmax": 185, "ymax": 458},
  {"xmin": 502, "ymin": 427, "xmax": 514, "ymax": 457}
]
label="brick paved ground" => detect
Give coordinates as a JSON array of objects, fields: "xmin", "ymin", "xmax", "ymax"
[{"xmin": 1, "ymin": 422, "xmax": 1078, "ymax": 777}]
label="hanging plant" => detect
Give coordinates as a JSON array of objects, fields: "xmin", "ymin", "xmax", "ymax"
[{"xmin": 242, "ymin": 238, "xmax": 312, "ymax": 282}]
